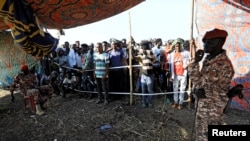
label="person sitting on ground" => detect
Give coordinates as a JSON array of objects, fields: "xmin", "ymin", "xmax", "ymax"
[
  {"xmin": 60, "ymin": 70, "xmax": 77, "ymax": 98},
  {"xmin": 9, "ymin": 64, "xmax": 54, "ymax": 115},
  {"xmin": 40, "ymin": 68, "xmax": 51, "ymax": 86},
  {"xmin": 50, "ymin": 71, "xmax": 60, "ymax": 95}
]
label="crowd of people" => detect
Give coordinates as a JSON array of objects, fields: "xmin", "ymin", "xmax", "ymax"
[
  {"xmin": 9, "ymin": 28, "xmax": 239, "ymax": 141},
  {"xmin": 10, "ymin": 36, "xmax": 193, "ymax": 112},
  {"xmin": 48, "ymin": 37, "xmax": 192, "ymax": 107}
]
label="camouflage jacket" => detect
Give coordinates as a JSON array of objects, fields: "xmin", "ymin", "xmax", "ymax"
[{"xmin": 188, "ymin": 50, "xmax": 234, "ymax": 101}]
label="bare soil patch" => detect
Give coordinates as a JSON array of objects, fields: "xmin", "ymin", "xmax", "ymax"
[{"xmin": 0, "ymin": 89, "xmax": 249, "ymax": 141}]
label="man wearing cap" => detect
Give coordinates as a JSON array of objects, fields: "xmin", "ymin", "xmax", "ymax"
[
  {"xmin": 10, "ymin": 64, "xmax": 54, "ymax": 115},
  {"xmin": 187, "ymin": 28, "xmax": 234, "ymax": 141},
  {"xmin": 168, "ymin": 38, "xmax": 190, "ymax": 110}
]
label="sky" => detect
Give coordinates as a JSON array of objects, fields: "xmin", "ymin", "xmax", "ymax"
[{"xmin": 49, "ymin": 0, "xmax": 198, "ymax": 46}]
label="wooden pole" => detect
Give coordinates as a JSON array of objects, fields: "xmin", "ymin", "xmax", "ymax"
[
  {"xmin": 190, "ymin": 0, "xmax": 195, "ymax": 40},
  {"xmin": 128, "ymin": 12, "xmax": 133, "ymax": 106},
  {"xmin": 188, "ymin": 0, "xmax": 195, "ymax": 109}
]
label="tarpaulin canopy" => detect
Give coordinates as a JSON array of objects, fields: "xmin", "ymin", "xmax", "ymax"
[
  {"xmin": 0, "ymin": 0, "xmax": 144, "ymax": 86},
  {"xmin": 0, "ymin": 0, "xmax": 59, "ymax": 57},
  {"xmin": 195, "ymin": 0, "xmax": 250, "ymax": 111},
  {"xmin": 27, "ymin": 0, "xmax": 145, "ymax": 29},
  {"xmin": 0, "ymin": 0, "xmax": 145, "ymax": 30},
  {"xmin": 0, "ymin": 0, "xmax": 144, "ymax": 57},
  {"xmin": 0, "ymin": 31, "xmax": 39, "ymax": 86}
]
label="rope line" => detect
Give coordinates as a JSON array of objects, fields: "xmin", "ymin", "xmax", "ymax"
[
  {"xmin": 51, "ymin": 60, "xmax": 141, "ymax": 72},
  {"xmin": 52, "ymin": 59, "xmax": 192, "ymax": 102},
  {"xmin": 74, "ymin": 88, "xmax": 190, "ymax": 95},
  {"xmin": 71, "ymin": 88, "xmax": 192, "ymax": 102}
]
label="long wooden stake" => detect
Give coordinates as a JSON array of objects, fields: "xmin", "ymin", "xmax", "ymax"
[
  {"xmin": 190, "ymin": 1, "xmax": 196, "ymax": 139},
  {"xmin": 190, "ymin": 0, "xmax": 195, "ymax": 41},
  {"xmin": 188, "ymin": 0, "xmax": 195, "ymax": 109},
  {"xmin": 128, "ymin": 12, "xmax": 133, "ymax": 106}
]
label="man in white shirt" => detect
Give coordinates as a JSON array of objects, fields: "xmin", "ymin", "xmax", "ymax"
[
  {"xmin": 151, "ymin": 38, "xmax": 164, "ymax": 92},
  {"xmin": 168, "ymin": 38, "xmax": 190, "ymax": 110}
]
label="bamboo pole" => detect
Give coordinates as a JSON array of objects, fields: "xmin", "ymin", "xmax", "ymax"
[
  {"xmin": 188, "ymin": 0, "xmax": 195, "ymax": 109},
  {"xmin": 128, "ymin": 12, "xmax": 133, "ymax": 105},
  {"xmin": 190, "ymin": 0, "xmax": 195, "ymax": 40}
]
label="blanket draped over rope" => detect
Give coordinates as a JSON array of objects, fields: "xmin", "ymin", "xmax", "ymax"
[{"xmin": 0, "ymin": 0, "xmax": 58, "ymax": 57}]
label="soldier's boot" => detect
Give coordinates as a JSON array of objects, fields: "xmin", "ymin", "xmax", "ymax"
[{"xmin": 35, "ymin": 104, "xmax": 45, "ymax": 115}]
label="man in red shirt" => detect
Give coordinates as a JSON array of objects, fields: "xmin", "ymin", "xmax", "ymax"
[{"xmin": 168, "ymin": 38, "xmax": 190, "ymax": 110}]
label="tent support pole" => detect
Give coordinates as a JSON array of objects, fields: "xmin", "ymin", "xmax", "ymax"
[
  {"xmin": 128, "ymin": 12, "xmax": 133, "ymax": 106},
  {"xmin": 188, "ymin": 0, "xmax": 195, "ymax": 109}
]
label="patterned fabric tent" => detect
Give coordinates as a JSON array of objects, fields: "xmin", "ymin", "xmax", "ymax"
[
  {"xmin": 0, "ymin": 0, "xmax": 59, "ymax": 57},
  {"xmin": 0, "ymin": 0, "xmax": 144, "ymax": 86},
  {"xmin": 0, "ymin": 0, "xmax": 145, "ymax": 30},
  {"xmin": 0, "ymin": 0, "xmax": 144, "ymax": 57},
  {"xmin": 0, "ymin": 0, "xmax": 249, "ymax": 111},
  {"xmin": 195, "ymin": 0, "xmax": 250, "ymax": 111},
  {"xmin": 0, "ymin": 31, "xmax": 39, "ymax": 86},
  {"xmin": 26, "ymin": 0, "xmax": 145, "ymax": 29}
]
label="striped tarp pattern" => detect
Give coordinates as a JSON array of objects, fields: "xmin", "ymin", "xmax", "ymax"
[{"xmin": 0, "ymin": 0, "xmax": 58, "ymax": 57}]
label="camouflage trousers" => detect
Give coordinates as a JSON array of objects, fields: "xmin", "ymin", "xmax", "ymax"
[{"xmin": 195, "ymin": 98, "xmax": 227, "ymax": 141}]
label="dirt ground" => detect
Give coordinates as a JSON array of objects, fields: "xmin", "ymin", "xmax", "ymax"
[{"xmin": 0, "ymin": 89, "xmax": 250, "ymax": 141}]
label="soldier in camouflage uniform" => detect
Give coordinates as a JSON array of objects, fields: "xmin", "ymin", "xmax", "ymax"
[{"xmin": 187, "ymin": 28, "xmax": 234, "ymax": 141}]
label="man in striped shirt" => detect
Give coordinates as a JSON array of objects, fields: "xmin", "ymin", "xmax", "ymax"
[
  {"xmin": 134, "ymin": 40, "xmax": 156, "ymax": 108},
  {"xmin": 93, "ymin": 42, "xmax": 110, "ymax": 105}
]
